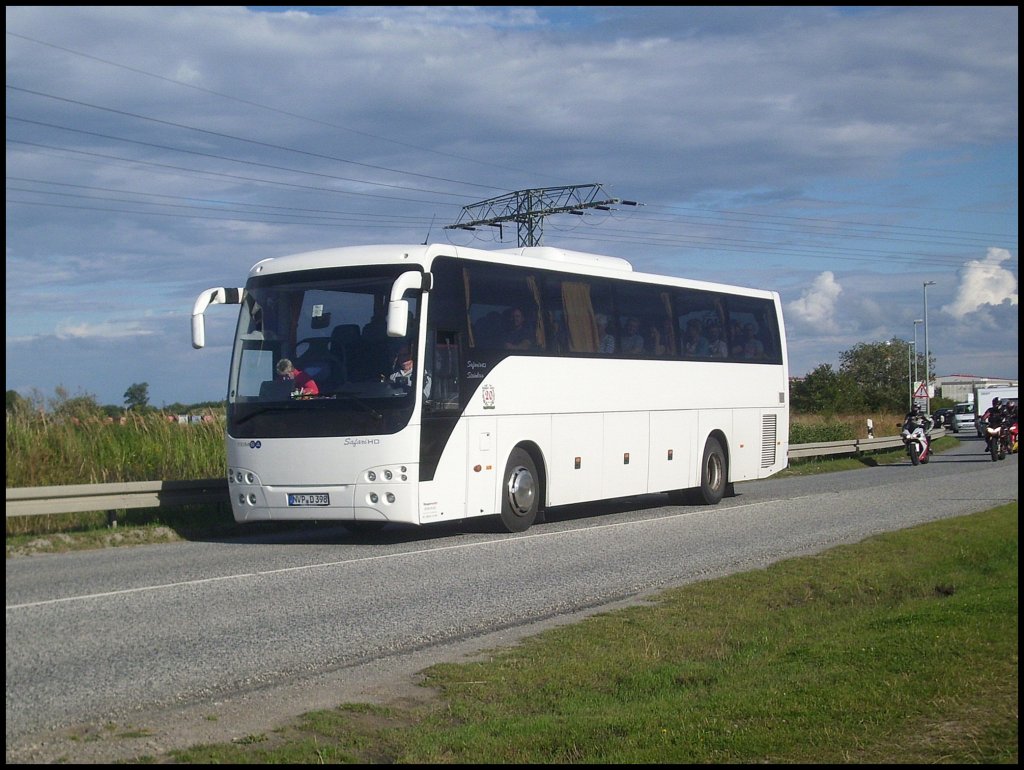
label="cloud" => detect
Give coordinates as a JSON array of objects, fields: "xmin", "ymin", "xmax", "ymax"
[
  {"xmin": 55, "ymin": 321, "xmax": 156, "ymax": 341},
  {"xmin": 941, "ymin": 248, "xmax": 1019, "ymax": 320},
  {"xmin": 787, "ymin": 271, "xmax": 843, "ymax": 333}
]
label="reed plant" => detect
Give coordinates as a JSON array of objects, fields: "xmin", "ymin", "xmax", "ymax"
[
  {"xmin": 790, "ymin": 410, "xmax": 904, "ymax": 442},
  {"xmin": 5, "ymin": 409, "xmax": 226, "ymax": 487}
]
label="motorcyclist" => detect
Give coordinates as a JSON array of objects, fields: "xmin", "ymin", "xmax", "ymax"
[
  {"xmin": 981, "ymin": 397, "xmax": 1006, "ymax": 453},
  {"xmin": 900, "ymin": 405, "xmax": 932, "ymax": 464},
  {"xmin": 903, "ymin": 405, "xmax": 932, "ymax": 432}
]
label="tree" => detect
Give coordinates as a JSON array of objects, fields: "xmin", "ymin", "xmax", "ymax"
[
  {"xmin": 838, "ymin": 338, "xmax": 911, "ymax": 412},
  {"xmin": 791, "ymin": 364, "xmax": 865, "ymax": 414},
  {"xmin": 123, "ymin": 382, "xmax": 150, "ymax": 411},
  {"xmin": 50, "ymin": 386, "xmax": 103, "ymax": 421},
  {"xmin": 6, "ymin": 389, "xmax": 28, "ymax": 415}
]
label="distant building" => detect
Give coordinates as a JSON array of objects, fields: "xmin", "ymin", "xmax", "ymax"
[{"xmin": 935, "ymin": 374, "xmax": 1018, "ymax": 403}]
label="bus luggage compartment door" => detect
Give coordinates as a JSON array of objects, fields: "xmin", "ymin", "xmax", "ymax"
[{"xmin": 466, "ymin": 417, "xmax": 498, "ymax": 516}]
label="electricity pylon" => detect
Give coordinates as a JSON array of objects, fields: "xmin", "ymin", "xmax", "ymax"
[{"xmin": 445, "ymin": 183, "xmax": 637, "ymax": 247}]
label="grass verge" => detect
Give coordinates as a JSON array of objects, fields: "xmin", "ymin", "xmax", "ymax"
[{"xmin": 155, "ymin": 502, "xmax": 1017, "ymax": 764}]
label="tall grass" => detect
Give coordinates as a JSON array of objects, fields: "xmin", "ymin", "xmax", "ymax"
[
  {"xmin": 4, "ymin": 410, "xmax": 226, "ymax": 487},
  {"xmin": 790, "ymin": 411, "xmax": 903, "ymax": 442}
]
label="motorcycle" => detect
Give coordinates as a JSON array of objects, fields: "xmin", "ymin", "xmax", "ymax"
[
  {"xmin": 899, "ymin": 416, "xmax": 931, "ymax": 466},
  {"xmin": 984, "ymin": 413, "xmax": 1007, "ymax": 462},
  {"xmin": 1010, "ymin": 418, "xmax": 1019, "ymax": 454}
]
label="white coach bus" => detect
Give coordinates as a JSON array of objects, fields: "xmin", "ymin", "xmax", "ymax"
[{"xmin": 192, "ymin": 243, "xmax": 789, "ymax": 533}]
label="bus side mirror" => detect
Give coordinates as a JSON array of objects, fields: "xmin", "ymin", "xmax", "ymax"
[
  {"xmin": 387, "ymin": 300, "xmax": 409, "ymax": 337},
  {"xmin": 387, "ymin": 270, "xmax": 429, "ymax": 338},
  {"xmin": 191, "ymin": 287, "xmax": 243, "ymax": 349}
]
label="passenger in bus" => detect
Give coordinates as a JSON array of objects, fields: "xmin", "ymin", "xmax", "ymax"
[
  {"xmin": 682, "ymin": 319, "xmax": 709, "ymax": 357},
  {"xmin": 620, "ymin": 317, "xmax": 645, "ymax": 354},
  {"xmin": 706, "ymin": 323, "xmax": 729, "ymax": 358},
  {"xmin": 741, "ymin": 323, "xmax": 766, "ymax": 359},
  {"xmin": 596, "ymin": 314, "xmax": 615, "ymax": 354},
  {"xmin": 387, "ymin": 344, "xmax": 415, "ymax": 387},
  {"xmin": 503, "ymin": 306, "xmax": 534, "ymax": 350},
  {"xmin": 276, "ymin": 358, "xmax": 319, "ymax": 396},
  {"xmin": 728, "ymin": 319, "xmax": 744, "ymax": 356},
  {"xmin": 644, "ymin": 322, "xmax": 668, "ymax": 355},
  {"xmin": 385, "ymin": 344, "xmax": 431, "ymax": 397},
  {"xmin": 547, "ymin": 311, "xmax": 570, "ymax": 354}
]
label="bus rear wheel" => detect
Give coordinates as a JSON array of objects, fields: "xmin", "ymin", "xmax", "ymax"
[
  {"xmin": 499, "ymin": 448, "xmax": 540, "ymax": 533},
  {"xmin": 697, "ymin": 437, "xmax": 727, "ymax": 505}
]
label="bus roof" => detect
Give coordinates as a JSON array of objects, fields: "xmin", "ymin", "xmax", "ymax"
[{"xmin": 247, "ymin": 243, "xmax": 778, "ymax": 300}]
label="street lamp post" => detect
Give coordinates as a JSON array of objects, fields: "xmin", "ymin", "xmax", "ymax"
[
  {"xmin": 923, "ymin": 281, "xmax": 935, "ymax": 413},
  {"xmin": 913, "ymin": 319, "xmax": 923, "ymax": 391},
  {"xmin": 907, "ymin": 340, "xmax": 915, "ymax": 410}
]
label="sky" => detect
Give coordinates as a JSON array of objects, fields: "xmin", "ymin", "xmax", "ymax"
[{"xmin": 5, "ymin": 6, "xmax": 1018, "ymax": 409}]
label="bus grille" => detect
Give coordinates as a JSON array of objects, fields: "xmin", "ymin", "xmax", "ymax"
[{"xmin": 761, "ymin": 414, "xmax": 777, "ymax": 468}]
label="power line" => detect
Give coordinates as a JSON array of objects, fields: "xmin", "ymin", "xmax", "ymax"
[{"xmin": 6, "ymin": 30, "xmax": 553, "ymax": 184}]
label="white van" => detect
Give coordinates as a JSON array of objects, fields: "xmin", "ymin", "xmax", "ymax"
[{"xmin": 952, "ymin": 402, "xmax": 975, "ymax": 433}]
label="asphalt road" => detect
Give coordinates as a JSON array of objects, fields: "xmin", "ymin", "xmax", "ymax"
[{"xmin": 5, "ymin": 435, "xmax": 1017, "ymax": 763}]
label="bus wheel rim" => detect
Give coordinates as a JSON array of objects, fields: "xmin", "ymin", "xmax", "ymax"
[{"xmin": 507, "ymin": 466, "xmax": 535, "ymax": 515}]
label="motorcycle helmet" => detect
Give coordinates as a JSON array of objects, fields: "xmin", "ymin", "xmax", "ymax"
[{"xmin": 993, "ymin": 397, "xmax": 1001, "ymax": 406}]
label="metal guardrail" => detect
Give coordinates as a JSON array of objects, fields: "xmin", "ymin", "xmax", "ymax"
[
  {"xmin": 6, "ymin": 479, "xmax": 228, "ymax": 518},
  {"xmin": 5, "ymin": 430, "xmax": 945, "ymax": 519}
]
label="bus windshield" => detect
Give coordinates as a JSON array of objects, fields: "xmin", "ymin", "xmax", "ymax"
[{"xmin": 227, "ymin": 264, "xmax": 421, "ymax": 439}]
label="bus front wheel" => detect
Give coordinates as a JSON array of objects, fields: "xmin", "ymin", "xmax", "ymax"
[
  {"xmin": 697, "ymin": 437, "xmax": 727, "ymax": 505},
  {"xmin": 499, "ymin": 448, "xmax": 540, "ymax": 533}
]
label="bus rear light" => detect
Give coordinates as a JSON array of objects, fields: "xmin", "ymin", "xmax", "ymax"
[{"xmin": 386, "ymin": 493, "xmax": 396, "ymax": 503}]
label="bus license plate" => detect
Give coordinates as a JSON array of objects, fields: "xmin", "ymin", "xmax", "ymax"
[{"xmin": 288, "ymin": 493, "xmax": 330, "ymax": 507}]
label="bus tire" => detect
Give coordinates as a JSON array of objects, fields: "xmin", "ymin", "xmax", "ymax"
[
  {"xmin": 697, "ymin": 436, "xmax": 727, "ymax": 505},
  {"xmin": 499, "ymin": 447, "xmax": 540, "ymax": 533}
]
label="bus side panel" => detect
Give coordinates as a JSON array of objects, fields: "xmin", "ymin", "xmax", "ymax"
[
  {"xmin": 418, "ymin": 421, "xmax": 468, "ymax": 524},
  {"xmin": 648, "ymin": 410, "xmax": 699, "ymax": 493},
  {"xmin": 549, "ymin": 413, "xmax": 604, "ymax": 506},
  {"xmin": 601, "ymin": 412, "xmax": 650, "ymax": 499},
  {"xmin": 724, "ymin": 408, "xmax": 763, "ymax": 482}
]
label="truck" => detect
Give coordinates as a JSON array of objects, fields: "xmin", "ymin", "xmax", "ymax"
[{"xmin": 972, "ymin": 385, "xmax": 1018, "ymax": 436}]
